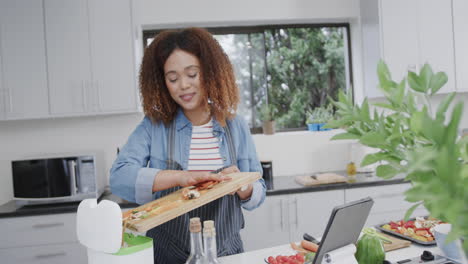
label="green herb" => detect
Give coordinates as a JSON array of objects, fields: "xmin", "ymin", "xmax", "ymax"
[
  {"xmin": 327, "ymin": 60, "xmax": 468, "ymax": 251},
  {"xmin": 306, "ymin": 104, "xmax": 334, "ymax": 124}
]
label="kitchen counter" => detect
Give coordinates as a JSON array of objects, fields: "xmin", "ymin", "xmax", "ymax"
[
  {"xmin": 219, "ymin": 242, "xmax": 444, "ymax": 264},
  {"xmin": 0, "ymin": 191, "xmax": 138, "ymax": 218},
  {"xmin": 0, "ymin": 171, "xmax": 406, "ymax": 218},
  {"xmin": 266, "ymin": 171, "xmax": 407, "ymax": 196}
]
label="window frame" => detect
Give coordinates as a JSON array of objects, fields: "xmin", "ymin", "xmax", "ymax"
[{"xmin": 142, "ymin": 23, "xmax": 354, "ymax": 133}]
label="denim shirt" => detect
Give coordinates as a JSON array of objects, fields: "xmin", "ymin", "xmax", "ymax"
[{"xmin": 110, "ymin": 110, "xmax": 266, "ymax": 210}]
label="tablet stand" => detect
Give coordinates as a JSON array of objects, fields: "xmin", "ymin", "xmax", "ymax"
[{"xmin": 320, "ymin": 244, "xmax": 358, "ymax": 264}]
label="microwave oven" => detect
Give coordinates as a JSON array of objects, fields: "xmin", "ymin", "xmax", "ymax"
[{"xmin": 11, "ymin": 154, "xmax": 104, "ymax": 205}]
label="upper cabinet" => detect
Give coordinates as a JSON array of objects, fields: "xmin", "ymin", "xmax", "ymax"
[
  {"xmin": 362, "ymin": 0, "xmax": 457, "ymax": 98},
  {"xmin": 45, "ymin": 0, "xmax": 92, "ymax": 115},
  {"xmin": 453, "ymin": 0, "xmax": 468, "ymax": 92},
  {"xmin": 88, "ymin": 0, "xmax": 138, "ymax": 113},
  {"xmin": 0, "ymin": 0, "xmax": 139, "ymax": 121},
  {"xmin": 0, "ymin": 0, "xmax": 50, "ymax": 119}
]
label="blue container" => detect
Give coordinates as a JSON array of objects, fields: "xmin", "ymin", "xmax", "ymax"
[{"xmin": 307, "ymin": 123, "xmax": 319, "ymax": 131}]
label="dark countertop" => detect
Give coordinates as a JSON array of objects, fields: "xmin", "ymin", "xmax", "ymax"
[
  {"xmin": 0, "ymin": 171, "xmax": 407, "ymax": 218},
  {"xmin": 265, "ymin": 171, "xmax": 407, "ymax": 195},
  {"xmin": 0, "ymin": 191, "xmax": 139, "ymax": 218}
]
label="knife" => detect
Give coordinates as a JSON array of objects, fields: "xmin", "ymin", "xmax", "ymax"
[{"xmin": 303, "ymin": 233, "xmax": 321, "ymax": 245}]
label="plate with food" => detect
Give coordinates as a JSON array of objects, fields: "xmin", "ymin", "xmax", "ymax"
[{"xmin": 375, "ymin": 216, "xmax": 444, "ymax": 245}]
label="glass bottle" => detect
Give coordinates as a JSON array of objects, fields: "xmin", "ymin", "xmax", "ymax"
[
  {"xmin": 203, "ymin": 220, "xmax": 219, "ymax": 264},
  {"xmin": 185, "ymin": 217, "xmax": 204, "ymax": 264}
]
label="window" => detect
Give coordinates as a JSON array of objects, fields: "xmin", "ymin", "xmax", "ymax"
[{"xmin": 143, "ymin": 24, "xmax": 352, "ymax": 132}]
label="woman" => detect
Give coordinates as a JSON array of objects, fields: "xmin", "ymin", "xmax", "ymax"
[{"xmin": 110, "ymin": 27, "xmax": 266, "ymax": 263}]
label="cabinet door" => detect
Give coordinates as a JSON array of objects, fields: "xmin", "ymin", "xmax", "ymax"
[
  {"xmin": 241, "ymin": 195, "xmax": 290, "ymax": 251},
  {"xmin": 88, "ymin": 0, "xmax": 138, "ymax": 113},
  {"xmin": 289, "ymin": 190, "xmax": 344, "ymax": 241},
  {"xmin": 453, "ymin": 0, "xmax": 468, "ymax": 92},
  {"xmin": 0, "ymin": 213, "xmax": 78, "ymax": 249},
  {"xmin": 0, "ymin": 0, "xmax": 49, "ymax": 119},
  {"xmin": 379, "ymin": 0, "xmax": 419, "ymax": 84},
  {"xmin": 345, "ymin": 184, "xmax": 429, "ymax": 227},
  {"xmin": 45, "ymin": 0, "xmax": 92, "ymax": 115},
  {"xmin": 0, "ymin": 242, "xmax": 87, "ymax": 264},
  {"xmin": 416, "ymin": 0, "xmax": 456, "ymax": 94}
]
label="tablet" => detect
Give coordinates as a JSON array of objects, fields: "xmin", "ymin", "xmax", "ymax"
[{"xmin": 313, "ymin": 197, "xmax": 374, "ymax": 264}]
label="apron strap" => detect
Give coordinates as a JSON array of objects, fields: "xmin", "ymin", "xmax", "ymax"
[{"xmin": 224, "ymin": 121, "xmax": 237, "ymax": 166}]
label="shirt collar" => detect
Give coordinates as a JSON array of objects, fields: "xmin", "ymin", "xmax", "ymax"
[{"xmin": 174, "ymin": 108, "xmax": 225, "ymax": 135}]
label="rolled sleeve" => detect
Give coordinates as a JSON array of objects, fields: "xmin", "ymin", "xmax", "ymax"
[
  {"xmin": 135, "ymin": 167, "xmax": 160, "ymax": 204},
  {"xmin": 241, "ymin": 179, "xmax": 266, "ymax": 211}
]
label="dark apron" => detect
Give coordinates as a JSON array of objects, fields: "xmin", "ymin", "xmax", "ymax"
[{"xmin": 147, "ymin": 121, "xmax": 245, "ymax": 264}]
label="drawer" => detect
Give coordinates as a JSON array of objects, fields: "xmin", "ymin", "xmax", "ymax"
[
  {"xmin": 0, "ymin": 242, "xmax": 87, "ymax": 264},
  {"xmin": 345, "ymin": 183, "xmax": 413, "ymax": 213},
  {"xmin": 0, "ymin": 213, "xmax": 78, "ymax": 249}
]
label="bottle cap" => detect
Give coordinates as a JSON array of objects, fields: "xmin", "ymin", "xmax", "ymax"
[
  {"xmin": 189, "ymin": 217, "xmax": 202, "ymax": 233},
  {"xmin": 203, "ymin": 220, "xmax": 216, "ymax": 236}
]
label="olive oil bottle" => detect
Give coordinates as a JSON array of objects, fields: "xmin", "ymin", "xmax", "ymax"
[{"xmin": 185, "ymin": 217, "xmax": 204, "ymax": 264}]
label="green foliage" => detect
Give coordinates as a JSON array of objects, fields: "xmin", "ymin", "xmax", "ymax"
[
  {"xmin": 252, "ymin": 27, "xmax": 346, "ymax": 129},
  {"xmin": 306, "ymin": 104, "xmax": 334, "ymax": 124},
  {"xmin": 259, "ymin": 103, "xmax": 278, "ymax": 121},
  {"xmin": 328, "ymin": 60, "xmax": 468, "ymax": 250}
]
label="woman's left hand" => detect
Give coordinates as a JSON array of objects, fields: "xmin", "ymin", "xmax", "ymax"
[{"xmin": 218, "ymin": 166, "xmax": 253, "ymax": 199}]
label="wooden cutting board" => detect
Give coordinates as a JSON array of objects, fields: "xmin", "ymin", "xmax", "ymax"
[
  {"xmin": 124, "ymin": 172, "xmax": 261, "ymax": 233},
  {"xmin": 380, "ymin": 232, "xmax": 412, "ymax": 252},
  {"xmin": 295, "ymin": 173, "xmax": 347, "ymax": 186}
]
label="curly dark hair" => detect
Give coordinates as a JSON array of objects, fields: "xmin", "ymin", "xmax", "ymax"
[{"xmin": 139, "ymin": 27, "xmax": 239, "ymax": 126}]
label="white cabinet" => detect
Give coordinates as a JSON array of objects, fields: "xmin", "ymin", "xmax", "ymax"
[
  {"xmin": 289, "ymin": 190, "xmax": 345, "ymax": 241},
  {"xmin": 0, "ymin": 213, "xmax": 86, "ymax": 264},
  {"xmin": 0, "ymin": 0, "xmax": 49, "ymax": 120},
  {"xmin": 0, "ymin": 0, "xmax": 138, "ymax": 121},
  {"xmin": 45, "ymin": 0, "xmax": 92, "ymax": 115},
  {"xmin": 363, "ymin": 0, "xmax": 456, "ymax": 98},
  {"xmin": 241, "ymin": 195, "xmax": 290, "ymax": 251},
  {"xmin": 88, "ymin": 0, "xmax": 138, "ymax": 113},
  {"xmin": 453, "ymin": 0, "xmax": 468, "ymax": 92},
  {"xmin": 241, "ymin": 190, "xmax": 344, "ymax": 252},
  {"xmin": 345, "ymin": 183, "xmax": 428, "ymax": 227},
  {"xmin": 0, "ymin": 242, "xmax": 87, "ymax": 264}
]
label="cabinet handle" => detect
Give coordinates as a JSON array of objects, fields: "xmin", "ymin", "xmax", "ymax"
[
  {"xmin": 82, "ymin": 80, "xmax": 87, "ymax": 111},
  {"xmin": 95, "ymin": 80, "xmax": 102, "ymax": 112},
  {"xmin": 294, "ymin": 197, "xmax": 299, "ymax": 228},
  {"xmin": 279, "ymin": 199, "xmax": 284, "ymax": 231},
  {"xmin": 5, "ymin": 88, "xmax": 12, "ymax": 113},
  {"xmin": 35, "ymin": 252, "xmax": 66, "ymax": 259},
  {"xmin": 32, "ymin": 222, "xmax": 65, "ymax": 229}
]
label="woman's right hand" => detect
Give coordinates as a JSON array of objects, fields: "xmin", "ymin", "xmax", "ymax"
[{"xmin": 177, "ymin": 171, "xmax": 231, "ymax": 187}]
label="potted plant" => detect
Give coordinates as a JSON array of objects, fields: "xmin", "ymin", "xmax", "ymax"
[
  {"xmin": 306, "ymin": 104, "xmax": 334, "ymax": 131},
  {"xmin": 326, "ymin": 61, "xmax": 468, "ymax": 260},
  {"xmin": 259, "ymin": 103, "xmax": 278, "ymax": 135}
]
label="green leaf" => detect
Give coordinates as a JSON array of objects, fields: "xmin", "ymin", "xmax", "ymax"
[
  {"xmin": 360, "ymin": 132, "xmax": 388, "ymax": 148},
  {"xmin": 410, "ymin": 111, "xmax": 424, "ymax": 134},
  {"xmin": 377, "ymin": 60, "xmax": 392, "ymax": 86},
  {"xmin": 444, "ymin": 102, "xmax": 464, "ymax": 146},
  {"xmin": 404, "ymin": 202, "xmax": 422, "ymax": 221},
  {"xmin": 435, "ymin": 93, "xmax": 455, "ymax": 123},
  {"xmin": 373, "ymin": 103, "xmax": 398, "ymax": 111},
  {"xmin": 361, "ymin": 152, "xmax": 386, "ymax": 167},
  {"xmin": 419, "ymin": 64, "xmax": 434, "ymax": 93},
  {"xmin": 430, "ymin": 72, "xmax": 448, "ymax": 95},
  {"xmin": 376, "ymin": 164, "xmax": 399, "ymax": 179},
  {"xmin": 360, "ymin": 98, "xmax": 371, "ymax": 122},
  {"xmin": 408, "ymin": 72, "xmax": 424, "ymax": 92},
  {"xmin": 331, "ymin": 132, "xmax": 361, "ymax": 140}
]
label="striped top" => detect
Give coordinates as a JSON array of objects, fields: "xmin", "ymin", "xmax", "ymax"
[{"xmin": 188, "ymin": 119, "xmax": 224, "ymax": 172}]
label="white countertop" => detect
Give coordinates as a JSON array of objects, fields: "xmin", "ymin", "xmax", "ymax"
[{"xmin": 219, "ymin": 242, "xmax": 444, "ymax": 264}]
